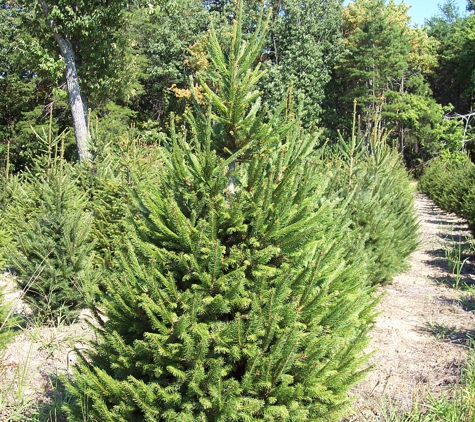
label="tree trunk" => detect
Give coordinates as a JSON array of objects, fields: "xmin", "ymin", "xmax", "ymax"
[
  {"xmin": 38, "ymin": 0, "xmax": 91, "ymax": 164},
  {"xmin": 57, "ymin": 36, "xmax": 91, "ymax": 163}
]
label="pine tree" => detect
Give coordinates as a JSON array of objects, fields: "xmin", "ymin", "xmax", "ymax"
[
  {"xmin": 0, "ymin": 173, "xmax": 17, "ymax": 351},
  {"xmin": 65, "ymin": 3, "xmax": 377, "ymax": 420},
  {"xmin": 0, "ymin": 211, "xmax": 16, "ymax": 352},
  {"xmin": 5, "ymin": 159, "xmax": 96, "ymax": 323},
  {"xmin": 74, "ymin": 134, "xmax": 165, "ymax": 271},
  {"xmin": 419, "ymin": 154, "xmax": 475, "ymax": 233},
  {"xmin": 326, "ymin": 128, "xmax": 419, "ymax": 286},
  {"xmin": 0, "ymin": 216, "xmax": 10, "ymax": 274},
  {"xmin": 325, "ymin": 0, "xmax": 412, "ymax": 136}
]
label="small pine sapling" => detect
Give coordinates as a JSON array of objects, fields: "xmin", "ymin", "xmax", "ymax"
[
  {"xmin": 328, "ymin": 129, "xmax": 419, "ymax": 286},
  {"xmin": 6, "ymin": 161, "xmax": 96, "ymax": 323}
]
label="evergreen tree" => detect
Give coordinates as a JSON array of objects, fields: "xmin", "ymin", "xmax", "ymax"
[
  {"xmin": 331, "ymin": 0, "xmax": 411, "ymax": 134},
  {"xmin": 325, "ymin": 127, "xmax": 419, "ymax": 286},
  {"xmin": 5, "ymin": 157, "xmax": 96, "ymax": 323},
  {"xmin": 74, "ymin": 134, "xmax": 165, "ymax": 271},
  {"xmin": 0, "ymin": 174, "xmax": 16, "ymax": 350},
  {"xmin": 419, "ymin": 154, "xmax": 475, "ymax": 233},
  {"xmin": 382, "ymin": 92, "xmax": 465, "ymax": 169},
  {"xmin": 0, "ymin": 172, "xmax": 11, "ymax": 272},
  {"xmin": 324, "ymin": 0, "xmax": 458, "ymax": 170},
  {"xmin": 65, "ymin": 4, "xmax": 377, "ymax": 420},
  {"xmin": 426, "ymin": 0, "xmax": 469, "ymax": 112}
]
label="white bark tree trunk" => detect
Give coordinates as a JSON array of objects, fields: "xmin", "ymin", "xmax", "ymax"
[{"xmin": 38, "ymin": 0, "xmax": 91, "ymax": 164}]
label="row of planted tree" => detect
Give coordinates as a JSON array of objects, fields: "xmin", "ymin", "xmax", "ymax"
[
  {"xmin": 1, "ymin": 0, "xmax": 475, "ymax": 174},
  {"xmin": 420, "ymin": 154, "xmax": 475, "ymax": 231},
  {"xmin": 0, "ymin": 9, "xmax": 420, "ymax": 420}
]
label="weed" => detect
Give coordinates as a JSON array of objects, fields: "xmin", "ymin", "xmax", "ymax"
[
  {"xmin": 375, "ymin": 396, "xmax": 424, "ymax": 421},
  {"xmin": 426, "ymin": 320, "xmax": 458, "ymax": 341},
  {"xmin": 369, "ymin": 342, "xmax": 475, "ymax": 422},
  {"xmin": 442, "ymin": 237, "xmax": 469, "ymax": 289},
  {"xmin": 422, "ymin": 342, "xmax": 475, "ymax": 421},
  {"xmin": 0, "ymin": 266, "xmax": 84, "ymax": 421},
  {"xmin": 34, "ymin": 376, "xmax": 71, "ymax": 422},
  {"xmin": 0, "ymin": 340, "xmax": 38, "ymax": 420}
]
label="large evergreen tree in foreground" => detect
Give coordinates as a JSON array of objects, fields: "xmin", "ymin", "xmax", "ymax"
[{"xmin": 65, "ymin": 4, "xmax": 377, "ymax": 420}]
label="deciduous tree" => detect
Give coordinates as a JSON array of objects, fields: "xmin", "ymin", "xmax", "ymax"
[{"xmin": 16, "ymin": 0, "xmax": 144, "ymax": 163}]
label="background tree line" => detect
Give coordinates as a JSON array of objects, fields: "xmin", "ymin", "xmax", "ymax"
[{"xmin": 2, "ymin": 0, "xmax": 474, "ymax": 174}]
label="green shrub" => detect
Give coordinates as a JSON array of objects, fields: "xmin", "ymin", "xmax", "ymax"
[
  {"xmin": 65, "ymin": 8, "xmax": 377, "ymax": 421},
  {"xmin": 0, "ymin": 221, "xmax": 13, "ymax": 350},
  {"xmin": 0, "ymin": 174, "xmax": 12, "ymax": 272},
  {"xmin": 1, "ymin": 175, "xmax": 18, "ymax": 350},
  {"xmin": 5, "ymin": 161, "xmax": 96, "ymax": 323}
]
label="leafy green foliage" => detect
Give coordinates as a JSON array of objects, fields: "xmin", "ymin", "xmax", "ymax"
[
  {"xmin": 426, "ymin": 0, "xmax": 470, "ymax": 113},
  {"xmin": 382, "ymin": 92, "xmax": 465, "ymax": 171},
  {"xmin": 5, "ymin": 160, "xmax": 96, "ymax": 323},
  {"xmin": 8, "ymin": 0, "xmax": 147, "ymax": 162},
  {"xmin": 103, "ymin": 0, "xmax": 343, "ymax": 132},
  {"xmin": 129, "ymin": 0, "xmax": 209, "ymax": 124},
  {"xmin": 65, "ymin": 6, "xmax": 377, "ymax": 420},
  {"xmin": 259, "ymin": 0, "xmax": 343, "ymax": 127},
  {"xmin": 19, "ymin": 0, "xmax": 142, "ymax": 106},
  {"xmin": 0, "ymin": 3, "xmax": 74, "ymax": 172}
]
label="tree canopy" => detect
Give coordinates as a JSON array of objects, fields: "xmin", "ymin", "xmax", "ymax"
[{"xmin": 1, "ymin": 0, "xmax": 474, "ymax": 169}]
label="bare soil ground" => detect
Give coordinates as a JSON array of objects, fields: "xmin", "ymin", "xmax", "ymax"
[
  {"xmin": 346, "ymin": 194, "xmax": 475, "ymax": 420},
  {"xmin": 1, "ymin": 193, "xmax": 475, "ymax": 421},
  {"xmin": 0, "ymin": 283, "xmax": 92, "ymax": 421}
]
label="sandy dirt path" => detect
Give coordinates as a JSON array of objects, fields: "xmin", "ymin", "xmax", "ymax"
[{"xmin": 347, "ymin": 194, "xmax": 475, "ymax": 420}]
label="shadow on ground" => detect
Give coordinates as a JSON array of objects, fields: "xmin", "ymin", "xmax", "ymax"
[
  {"xmin": 421, "ymin": 319, "xmax": 475, "ymax": 345},
  {"xmin": 34, "ymin": 374, "xmax": 70, "ymax": 422},
  {"xmin": 423, "ymin": 244, "xmax": 475, "ymax": 290}
]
